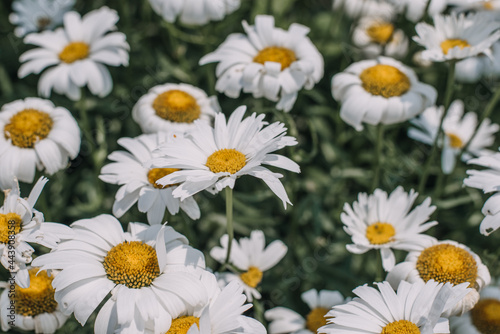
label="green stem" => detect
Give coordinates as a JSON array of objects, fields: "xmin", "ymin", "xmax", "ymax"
[
  {"xmin": 224, "ymin": 187, "xmax": 234, "ymax": 265},
  {"xmin": 375, "ymin": 250, "xmax": 384, "ymax": 282},
  {"xmin": 371, "ymin": 124, "xmax": 385, "ymax": 192},
  {"xmin": 77, "ymin": 89, "xmax": 95, "ymax": 152},
  {"xmin": 253, "ymin": 298, "xmax": 265, "ymax": 326}
]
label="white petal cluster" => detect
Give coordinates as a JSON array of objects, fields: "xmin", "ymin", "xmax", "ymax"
[
  {"xmin": 389, "ymin": 0, "xmax": 448, "ymax": 22},
  {"xmin": 333, "ymin": 0, "xmax": 396, "ymax": 19},
  {"xmin": 148, "ymin": 0, "xmax": 240, "ymax": 25}
]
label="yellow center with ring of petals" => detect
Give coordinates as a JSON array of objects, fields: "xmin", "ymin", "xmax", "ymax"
[
  {"xmin": 59, "ymin": 42, "xmax": 90, "ymax": 63},
  {"xmin": 153, "ymin": 90, "xmax": 201, "ymax": 123},
  {"xmin": 366, "ymin": 222, "xmax": 396, "ymax": 245},
  {"xmin": 240, "ymin": 266, "xmax": 263, "ymax": 288},
  {"xmin": 367, "ymin": 23, "xmax": 394, "ymax": 44},
  {"xmin": 4, "ymin": 109, "xmax": 53, "ymax": 148},
  {"xmin": 206, "ymin": 149, "xmax": 246, "ymax": 174},
  {"xmin": 360, "ymin": 64, "xmax": 411, "ymax": 98}
]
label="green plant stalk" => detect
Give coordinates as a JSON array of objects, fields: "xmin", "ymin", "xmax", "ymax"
[
  {"xmin": 371, "ymin": 124, "xmax": 385, "ymax": 192},
  {"xmin": 224, "ymin": 187, "xmax": 234, "ymax": 265}
]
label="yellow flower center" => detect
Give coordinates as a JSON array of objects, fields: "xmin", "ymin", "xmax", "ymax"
[
  {"xmin": 239, "ymin": 266, "xmax": 263, "ymax": 288},
  {"xmin": 484, "ymin": 1, "xmax": 495, "ymax": 10},
  {"xmin": 416, "ymin": 243, "xmax": 478, "ymax": 287},
  {"xmin": 253, "ymin": 46, "xmax": 297, "ymax": 70},
  {"xmin": 59, "ymin": 42, "xmax": 90, "ymax": 63},
  {"xmin": 381, "ymin": 320, "xmax": 420, "ymax": 334},
  {"xmin": 360, "ymin": 64, "xmax": 411, "ymax": 98},
  {"xmin": 366, "ymin": 222, "xmax": 396, "ymax": 245},
  {"xmin": 37, "ymin": 17, "xmax": 52, "ymax": 30},
  {"xmin": 148, "ymin": 168, "xmax": 180, "ymax": 189},
  {"xmin": 446, "ymin": 133, "xmax": 464, "ymax": 149},
  {"xmin": 12, "ymin": 268, "xmax": 58, "ymax": 317},
  {"xmin": 0, "ymin": 213, "xmax": 23, "ymax": 244},
  {"xmin": 4, "ymin": 109, "xmax": 53, "ymax": 148},
  {"xmin": 166, "ymin": 316, "xmax": 200, "ymax": 334},
  {"xmin": 152, "ymin": 90, "xmax": 201, "ymax": 123},
  {"xmin": 440, "ymin": 39, "xmax": 471, "ymax": 55},
  {"xmin": 306, "ymin": 307, "xmax": 330, "ymax": 332},
  {"xmin": 471, "ymin": 299, "xmax": 500, "ymax": 334},
  {"xmin": 103, "ymin": 241, "xmax": 160, "ymax": 289},
  {"xmin": 206, "ymin": 148, "xmax": 246, "ymax": 174},
  {"xmin": 367, "ymin": 22, "xmax": 395, "ymax": 44}
]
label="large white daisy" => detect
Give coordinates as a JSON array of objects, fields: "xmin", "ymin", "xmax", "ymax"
[
  {"xmin": 150, "ymin": 106, "xmax": 300, "ymax": 208},
  {"xmin": 388, "ymin": 0, "xmax": 448, "ymax": 22},
  {"xmin": 18, "ymin": 6, "xmax": 130, "ymax": 101},
  {"xmin": 148, "ymin": 0, "xmax": 240, "ymax": 25},
  {"xmin": 199, "ymin": 15, "xmax": 324, "ymax": 112}
]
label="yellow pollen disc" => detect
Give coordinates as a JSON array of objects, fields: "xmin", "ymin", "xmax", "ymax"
[
  {"xmin": 366, "ymin": 222, "xmax": 396, "ymax": 245},
  {"xmin": 440, "ymin": 39, "xmax": 470, "ymax": 55},
  {"xmin": 12, "ymin": 268, "xmax": 58, "ymax": 317},
  {"xmin": 359, "ymin": 64, "xmax": 411, "ymax": 98},
  {"xmin": 206, "ymin": 148, "xmax": 246, "ymax": 174},
  {"xmin": 59, "ymin": 42, "xmax": 90, "ymax": 63},
  {"xmin": 446, "ymin": 133, "xmax": 464, "ymax": 149},
  {"xmin": 4, "ymin": 109, "xmax": 53, "ymax": 148},
  {"xmin": 416, "ymin": 243, "xmax": 478, "ymax": 287},
  {"xmin": 148, "ymin": 168, "xmax": 180, "ymax": 189},
  {"xmin": 367, "ymin": 22, "xmax": 395, "ymax": 44},
  {"xmin": 471, "ymin": 298, "xmax": 500, "ymax": 334},
  {"xmin": 253, "ymin": 46, "xmax": 297, "ymax": 70},
  {"xmin": 103, "ymin": 241, "xmax": 160, "ymax": 289},
  {"xmin": 484, "ymin": 1, "xmax": 495, "ymax": 10},
  {"xmin": 306, "ymin": 307, "xmax": 330, "ymax": 332},
  {"xmin": 381, "ymin": 320, "xmax": 420, "ymax": 334},
  {"xmin": 0, "ymin": 213, "xmax": 22, "ymax": 244},
  {"xmin": 153, "ymin": 90, "xmax": 201, "ymax": 123},
  {"xmin": 240, "ymin": 266, "xmax": 263, "ymax": 288},
  {"xmin": 166, "ymin": 316, "xmax": 200, "ymax": 334}
]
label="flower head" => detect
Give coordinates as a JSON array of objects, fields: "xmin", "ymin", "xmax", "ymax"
[{"xmin": 149, "ymin": 0, "xmax": 240, "ymax": 25}]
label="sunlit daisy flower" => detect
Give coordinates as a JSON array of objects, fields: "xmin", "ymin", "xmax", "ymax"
[
  {"xmin": 148, "ymin": 0, "xmax": 240, "ymax": 25},
  {"xmin": 0, "ymin": 268, "xmax": 69, "ymax": 333},
  {"xmin": 0, "ymin": 98, "xmax": 80, "ymax": 190},
  {"xmin": 132, "ymin": 83, "xmax": 219, "ymax": 134},
  {"xmin": 388, "ymin": 0, "xmax": 448, "ymax": 22},
  {"xmin": 210, "ymin": 230, "xmax": 287, "ymax": 301},
  {"xmin": 352, "ymin": 16, "xmax": 409, "ymax": 59},
  {"xmin": 386, "ymin": 238, "xmax": 491, "ymax": 316},
  {"xmin": 414, "ymin": 12, "xmax": 500, "ymax": 62},
  {"xmin": 333, "ymin": 0, "xmax": 396, "ymax": 19},
  {"xmin": 18, "ymin": 6, "xmax": 130, "ymax": 101},
  {"xmin": 266, "ymin": 289, "xmax": 347, "ymax": 334},
  {"xmin": 342, "ymin": 186, "xmax": 437, "ymax": 272},
  {"xmin": 331, "ymin": 56, "xmax": 437, "ymax": 131},
  {"xmin": 99, "ymin": 133, "xmax": 201, "ymax": 225},
  {"xmin": 9, "ymin": 0, "xmax": 75, "ymax": 37},
  {"xmin": 151, "ymin": 106, "xmax": 300, "ymax": 208},
  {"xmin": 318, "ymin": 280, "xmax": 472, "ymax": 334},
  {"xmin": 199, "ymin": 15, "xmax": 324, "ymax": 112},
  {"xmin": 408, "ymin": 100, "xmax": 499, "ymax": 174},
  {"xmin": 32, "ymin": 215, "xmax": 207, "ymax": 333}
]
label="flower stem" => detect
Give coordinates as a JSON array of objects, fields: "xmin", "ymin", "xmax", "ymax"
[
  {"xmin": 224, "ymin": 187, "xmax": 234, "ymax": 265},
  {"xmin": 371, "ymin": 124, "xmax": 385, "ymax": 192},
  {"xmin": 375, "ymin": 250, "xmax": 384, "ymax": 282}
]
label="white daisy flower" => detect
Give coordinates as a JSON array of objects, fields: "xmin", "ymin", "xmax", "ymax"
[
  {"xmin": 0, "ymin": 97, "xmax": 80, "ymax": 190},
  {"xmin": 99, "ymin": 133, "xmax": 201, "ymax": 225},
  {"xmin": 455, "ymin": 41, "xmax": 500, "ymax": 83},
  {"xmin": 318, "ymin": 280, "xmax": 472, "ymax": 334},
  {"xmin": 18, "ymin": 6, "xmax": 130, "ymax": 101},
  {"xmin": 149, "ymin": 0, "xmax": 240, "ymax": 25},
  {"xmin": 266, "ymin": 289, "xmax": 347, "ymax": 334},
  {"xmin": 199, "ymin": 15, "xmax": 324, "ymax": 112},
  {"xmin": 132, "ymin": 83, "xmax": 219, "ymax": 134},
  {"xmin": 352, "ymin": 16, "xmax": 409, "ymax": 59},
  {"xmin": 388, "ymin": 0, "xmax": 448, "ymax": 22},
  {"xmin": 0, "ymin": 268, "xmax": 69, "ymax": 333},
  {"xmin": 331, "ymin": 56, "xmax": 437, "ymax": 131},
  {"xmin": 31, "ymin": 215, "xmax": 207, "ymax": 333},
  {"xmin": 333, "ymin": 0, "xmax": 396, "ymax": 19},
  {"xmin": 9, "ymin": 0, "xmax": 75, "ymax": 37},
  {"xmin": 414, "ymin": 12, "xmax": 500, "ymax": 62},
  {"xmin": 341, "ymin": 186, "xmax": 437, "ymax": 272},
  {"xmin": 450, "ymin": 0, "xmax": 500, "ymax": 13},
  {"xmin": 386, "ymin": 238, "xmax": 491, "ymax": 316},
  {"xmin": 151, "ymin": 106, "xmax": 300, "ymax": 208},
  {"xmin": 408, "ymin": 100, "xmax": 499, "ymax": 174},
  {"xmin": 210, "ymin": 230, "xmax": 288, "ymax": 301}
]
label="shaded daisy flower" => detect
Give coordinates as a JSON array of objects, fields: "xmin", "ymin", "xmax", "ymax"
[
  {"xmin": 151, "ymin": 106, "xmax": 300, "ymax": 208},
  {"xmin": 387, "ymin": 238, "xmax": 491, "ymax": 316},
  {"xmin": 199, "ymin": 15, "xmax": 323, "ymax": 112},
  {"xmin": 149, "ymin": 0, "xmax": 240, "ymax": 25},
  {"xmin": 210, "ymin": 230, "xmax": 287, "ymax": 301},
  {"xmin": 0, "ymin": 268, "xmax": 69, "ymax": 333},
  {"xmin": 0, "ymin": 98, "xmax": 80, "ymax": 190},
  {"xmin": 99, "ymin": 133, "xmax": 201, "ymax": 225},
  {"xmin": 341, "ymin": 186, "xmax": 437, "ymax": 271},
  {"xmin": 18, "ymin": 6, "xmax": 130, "ymax": 101},
  {"xmin": 333, "ymin": 0, "xmax": 396, "ymax": 19},
  {"xmin": 388, "ymin": 0, "xmax": 448, "ymax": 22},
  {"xmin": 409, "ymin": 100, "xmax": 499, "ymax": 174},
  {"xmin": 331, "ymin": 56, "xmax": 437, "ymax": 131},
  {"xmin": 132, "ymin": 83, "xmax": 219, "ymax": 134}
]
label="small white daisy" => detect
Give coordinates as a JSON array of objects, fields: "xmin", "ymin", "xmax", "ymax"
[
  {"xmin": 333, "ymin": 0, "xmax": 396, "ymax": 19},
  {"xmin": 408, "ymin": 100, "xmax": 499, "ymax": 174},
  {"xmin": 18, "ymin": 6, "xmax": 130, "ymax": 101},
  {"xmin": 331, "ymin": 56, "xmax": 437, "ymax": 131},
  {"xmin": 450, "ymin": 0, "xmax": 500, "ymax": 13},
  {"xmin": 210, "ymin": 230, "xmax": 287, "ymax": 301},
  {"xmin": 99, "ymin": 133, "xmax": 201, "ymax": 225},
  {"xmin": 388, "ymin": 0, "xmax": 448, "ymax": 22},
  {"xmin": 148, "ymin": 0, "xmax": 240, "ymax": 25},
  {"xmin": 150, "ymin": 106, "xmax": 300, "ymax": 208},
  {"xmin": 199, "ymin": 15, "xmax": 324, "ymax": 112},
  {"xmin": 132, "ymin": 83, "xmax": 219, "ymax": 134},
  {"xmin": 386, "ymin": 238, "xmax": 491, "ymax": 316}
]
